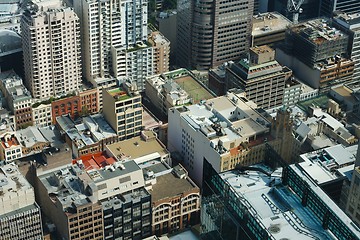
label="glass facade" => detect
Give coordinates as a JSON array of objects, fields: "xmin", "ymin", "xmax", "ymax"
[
  {"xmin": 201, "ymin": 160, "xmax": 271, "ymax": 240},
  {"xmin": 284, "ymin": 166, "xmax": 358, "ymax": 240}
]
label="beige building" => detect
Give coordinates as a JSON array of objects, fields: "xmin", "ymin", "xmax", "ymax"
[
  {"xmin": 225, "ymin": 46, "xmax": 290, "ymax": 109},
  {"xmin": 105, "ymin": 130, "xmax": 170, "ymax": 165},
  {"xmin": 148, "ymin": 31, "xmax": 170, "ymax": 75},
  {"xmin": 36, "ymin": 164, "xmax": 104, "ymax": 240},
  {"xmin": 152, "ymin": 165, "xmax": 200, "ymax": 235},
  {"xmin": 251, "ymin": 12, "xmax": 292, "ymax": 47},
  {"xmin": 31, "ymin": 102, "xmax": 52, "ymax": 127},
  {"xmin": 102, "ymin": 83, "xmax": 143, "ymax": 140},
  {"xmin": 21, "ymin": 1, "xmax": 81, "ymax": 99}
]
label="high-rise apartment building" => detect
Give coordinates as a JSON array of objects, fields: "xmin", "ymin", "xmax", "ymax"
[
  {"xmin": 177, "ymin": 0, "xmax": 254, "ymax": 70},
  {"xmin": 0, "ymin": 163, "xmax": 43, "ymax": 239},
  {"xmin": 320, "ymin": 0, "xmax": 360, "ymax": 17},
  {"xmin": 21, "ymin": 1, "xmax": 81, "ymax": 99},
  {"xmin": 74, "ymin": 0, "xmax": 153, "ymax": 90}
]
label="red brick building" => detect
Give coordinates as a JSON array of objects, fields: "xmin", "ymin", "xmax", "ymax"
[{"xmin": 51, "ymin": 96, "xmax": 80, "ymax": 123}]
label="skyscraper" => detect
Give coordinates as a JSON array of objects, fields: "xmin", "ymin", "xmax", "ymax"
[
  {"xmin": 21, "ymin": 1, "xmax": 81, "ymax": 99},
  {"xmin": 74, "ymin": 0, "xmax": 153, "ymax": 90},
  {"xmin": 177, "ymin": 0, "xmax": 254, "ymax": 70},
  {"xmin": 320, "ymin": 0, "xmax": 360, "ymax": 17}
]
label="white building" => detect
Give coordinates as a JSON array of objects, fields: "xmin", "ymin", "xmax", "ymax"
[
  {"xmin": 0, "ymin": 163, "xmax": 43, "ymax": 239},
  {"xmin": 21, "ymin": 1, "xmax": 81, "ymax": 99},
  {"xmin": 168, "ymin": 91, "xmax": 272, "ymax": 185},
  {"xmin": 74, "ymin": 0, "xmax": 153, "ymax": 91}
]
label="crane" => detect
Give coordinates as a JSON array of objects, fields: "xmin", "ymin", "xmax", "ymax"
[{"xmin": 287, "ymin": 0, "xmax": 305, "ymax": 24}]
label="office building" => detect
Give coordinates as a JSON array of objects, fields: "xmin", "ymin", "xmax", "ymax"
[
  {"xmin": 330, "ymin": 82, "xmax": 360, "ymax": 113},
  {"xmin": 225, "ymin": 46, "xmax": 291, "ymax": 109},
  {"xmin": 333, "ymin": 12, "xmax": 360, "ymax": 84},
  {"xmin": 168, "ymin": 91, "xmax": 285, "ymax": 185},
  {"xmin": 0, "ymin": 132, "xmax": 22, "ymax": 161},
  {"xmin": 0, "ymin": 163, "xmax": 43, "ymax": 239},
  {"xmin": 201, "ymin": 159, "xmax": 360, "ymax": 240},
  {"xmin": 36, "ymin": 164, "xmax": 105, "ymax": 240},
  {"xmin": 31, "ymin": 102, "xmax": 52, "ymax": 127},
  {"xmin": 347, "ymin": 166, "xmax": 360, "ymax": 226},
  {"xmin": 298, "ymin": 144, "xmax": 357, "ymax": 205},
  {"xmin": 282, "ymin": 18, "xmax": 349, "ymax": 68},
  {"xmin": 51, "ymin": 95, "xmax": 80, "ymax": 123},
  {"xmin": 177, "ymin": 0, "xmax": 254, "ymax": 70},
  {"xmin": 21, "ymin": 1, "xmax": 81, "ymax": 99},
  {"xmin": 102, "ymin": 83, "xmax": 143, "ymax": 140},
  {"xmin": 36, "ymin": 154, "xmax": 153, "ymax": 239},
  {"xmin": 74, "ymin": 0, "xmax": 153, "ymax": 90},
  {"xmin": 105, "ymin": 132, "xmax": 200, "ymax": 236},
  {"xmin": 277, "ymin": 18, "xmax": 353, "ymax": 91},
  {"xmin": 320, "ymin": 0, "xmax": 360, "ymax": 17},
  {"xmin": 251, "ymin": 12, "xmax": 292, "ymax": 48}
]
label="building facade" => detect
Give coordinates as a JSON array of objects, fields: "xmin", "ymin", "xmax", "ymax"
[
  {"xmin": 177, "ymin": 0, "xmax": 254, "ymax": 70},
  {"xmin": 251, "ymin": 12, "xmax": 292, "ymax": 48},
  {"xmin": 21, "ymin": 2, "xmax": 81, "ymax": 99},
  {"xmin": 74, "ymin": 0, "xmax": 153, "ymax": 90},
  {"xmin": 320, "ymin": 0, "xmax": 360, "ymax": 17},
  {"xmin": 102, "ymin": 84, "xmax": 143, "ymax": 140},
  {"xmin": 0, "ymin": 163, "xmax": 43, "ymax": 239},
  {"xmin": 148, "ymin": 31, "xmax": 170, "ymax": 75},
  {"xmin": 333, "ymin": 12, "xmax": 360, "ymax": 84},
  {"xmin": 225, "ymin": 46, "xmax": 290, "ymax": 109}
]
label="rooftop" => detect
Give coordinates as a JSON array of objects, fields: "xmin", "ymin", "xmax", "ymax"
[
  {"xmin": 106, "ymin": 130, "xmax": 168, "ymax": 162},
  {"xmin": 218, "ymin": 165, "xmax": 337, "ymax": 239},
  {"xmin": 292, "ymin": 18, "xmax": 348, "ymax": 45},
  {"xmin": 0, "ymin": 163, "xmax": 35, "ymax": 215},
  {"xmin": 147, "ymin": 68, "xmax": 214, "ymax": 105},
  {"xmin": 299, "ymin": 144, "xmax": 357, "ymax": 184},
  {"xmin": 178, "ymin": 92, "xmax": 270, "ymax": 155},
  {"xmin": 150, "ymin": 165, "xmax": 199, "ymax": 202},
  {"xmin": 73, "ymin": 152, "xmax": 116, "ymax": 171},
  {"xmin": 57, "ymin": 114, "xmax": 117, "ymax": 149},
  {"xmin": 16, "ymin": 126, "xmax": 48, "ymax": 148},
  {"xmin": 38, "ymin": 164, "xmax": 94, "ymax": 212},
  {"xmin": 252, "ymin": 12, "xmax": 292, "ymax": 37}
]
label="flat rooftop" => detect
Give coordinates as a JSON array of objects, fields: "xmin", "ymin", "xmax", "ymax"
[
  {"xmin": 106, "ymin": 131, "xmax": 168, "ymax": 161},
  {"xmin": 174, "ymin": 75, "xmax": 214, "ymax": 103},
  {"xmin": 151, "ymin": 171, "xmax": 198, "ymax": 202},
  {"xmin": 299, "ymin": 144, "xmax": 357, "ymax": 184},
  {"xmin": 252, "ymin": 12, "xmax": 291, "ymax": 36},
  {"xmin": 219, "ymin": 166, "xmax": 336, "ymax": 240}
]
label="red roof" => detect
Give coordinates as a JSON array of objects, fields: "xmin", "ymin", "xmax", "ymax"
[{"xmin": 73, "ymin": 151, "xmax": 117, "ymax": 170}]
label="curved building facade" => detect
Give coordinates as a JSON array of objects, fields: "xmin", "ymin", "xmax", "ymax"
[{"xmin": 177, "ymin": 0, "xmax": 253, "ymax": 70}]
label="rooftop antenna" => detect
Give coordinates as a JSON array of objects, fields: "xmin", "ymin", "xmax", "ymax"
[{"xmin": 287, "ymin": 0, "xmax": 305, "ymax": 24}]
